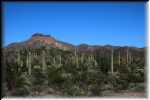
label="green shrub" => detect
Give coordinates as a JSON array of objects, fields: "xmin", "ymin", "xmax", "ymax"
[
  {"xmin": 128, "ymin": 83, "xmax": 145, "ymax": 92},
  {"xmin": 12, "ymin": 73, "xmax": 31, "ymax": 96},
  {"xmin": 13, "ymin": 86, "xmax": 30, "ymax": 96}
]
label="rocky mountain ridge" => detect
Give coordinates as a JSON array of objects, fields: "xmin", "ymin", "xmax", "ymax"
[{"xmin": 6, "ymin": 33, "xmax": 145, "ymax": 52}]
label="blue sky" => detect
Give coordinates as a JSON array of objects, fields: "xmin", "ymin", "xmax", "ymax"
[{"xmin": 3, "ymin": 2, "xmax": 146, "ymax": 47}]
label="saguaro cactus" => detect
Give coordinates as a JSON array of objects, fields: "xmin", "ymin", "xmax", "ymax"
[
  {"xmin": 74, "ymin": 48, "xmax": 79, "ymax": 68},
  {"xmin": 129, "ymin": 52, "xmax": 132, "ymax": 64},
  {"xmin": 26, "ymin": 51, "xmax": 31, "ymax": 75},
  {"xmin": 81, "ymin": 54, "xmax": 84, "ymax": 64},
  {"xmin": 126, "ymin": 48, "xmax": 129, "ymax": 67},
  {"xmin": 53, "ymin": 56, "xmax": 56, "ymax": 65},
  {"xmin": 17, "ymin": 50, "xmax": 20, "ymax": 66},
  {"xmin": 90, "ymin": 55, "xmax": 96, "ymax": 66},
  {"xmin": 118, "ymin": 51, "xmax": 120, "ymax": 66},
  {"xmin": 111, "ymin": 47, "xmax": 114, "ymax": 74},
  {"xmin": 42, "ymin": 50, "xmax": 46, "ymax": 72},
  {"xmin": 93, "ymin": 56, "xmax": 98, "ymax": 66},
  {"xmin": 59, "ymin": 55, "xmax": 62, "ymax": 65},
  {"xmin": 128, "ymin": 49, "xmax": 132, "ymax": 65}
]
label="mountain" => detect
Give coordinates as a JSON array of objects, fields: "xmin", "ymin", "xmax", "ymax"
[{"xmin": 6, "ymin": 33, "xmax": 74, "ymax": 50}]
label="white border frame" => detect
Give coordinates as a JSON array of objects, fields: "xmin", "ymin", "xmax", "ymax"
[{"xmin": 2, "ymin": 1, "xmax": 149, "ymax": 100}]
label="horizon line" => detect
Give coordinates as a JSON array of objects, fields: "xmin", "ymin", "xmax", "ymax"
[{"xmin": 3, "ymin": 33, "xmax": 146, "ymax": 48}]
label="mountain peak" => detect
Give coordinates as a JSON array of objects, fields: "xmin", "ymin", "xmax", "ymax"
[
  {"xmin": 32, "ymin": 33, "xmax": 52, "ymax": 38},
  {"xmin": 7, "ymin": 33, "xmax": 74, "ymax": 50},
  {"xmin": 31, "ymin": 33, "xmax": 56, "ymax": 43}
]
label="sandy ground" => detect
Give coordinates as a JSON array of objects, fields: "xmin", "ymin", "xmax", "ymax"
[
  {"xmin": 4, "ymin": 90, "xmax": 146, "ymax": 98},
  {"xmin": 103, "ymin": 92, "xmax": 146, "ymax": 98}
]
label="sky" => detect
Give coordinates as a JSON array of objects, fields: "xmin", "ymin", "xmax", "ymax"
[{"xmin": 3, "ymin": 2, "xmax": 146, "ymax": 47}]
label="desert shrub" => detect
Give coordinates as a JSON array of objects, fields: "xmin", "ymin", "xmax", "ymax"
[
  {"xmin": 12, "ymin": 73, "xmax": 31, "ymax": 96},
  {"xmin": 5, "ymin": 53, "xmax": 31, "ymax": 96},
  {"xmin": 128, "ymin": 82, "xmax": 145, "ymax": 92},
  {"xmin": 134, "ymin": 83, "xmax": 145, "ymax": 92},
  {"xmin": 31, "ymin": 68, "xmax": 48, "ymax": 92},
  {"xmin": 2, "ymin": 82, "xmax": 8, "ymax": 97},
  {"xmin": 107, "ymin": 75, "xmax": 117, "ymax": 90},
  {"xmin": 87, "ymin": 69, "xmax": 106, "ymax": 96},
  {"xmin": 106, "ymin": 73, "xmax": 129, "ymax": 91},
  {"xmin": 13, "ymin": 86, "xmax": 30, "ymax": 96},
  {"xmin": 63, "ymin": 85, "xmax": 84, "ymax": 96},
  {"xmin": 88, "ymin": 84, "xmax": 102, "ymax": 96},
  {"xmin": 47, "ymin": 67, "xmax": 65, "ymax": 87}
]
